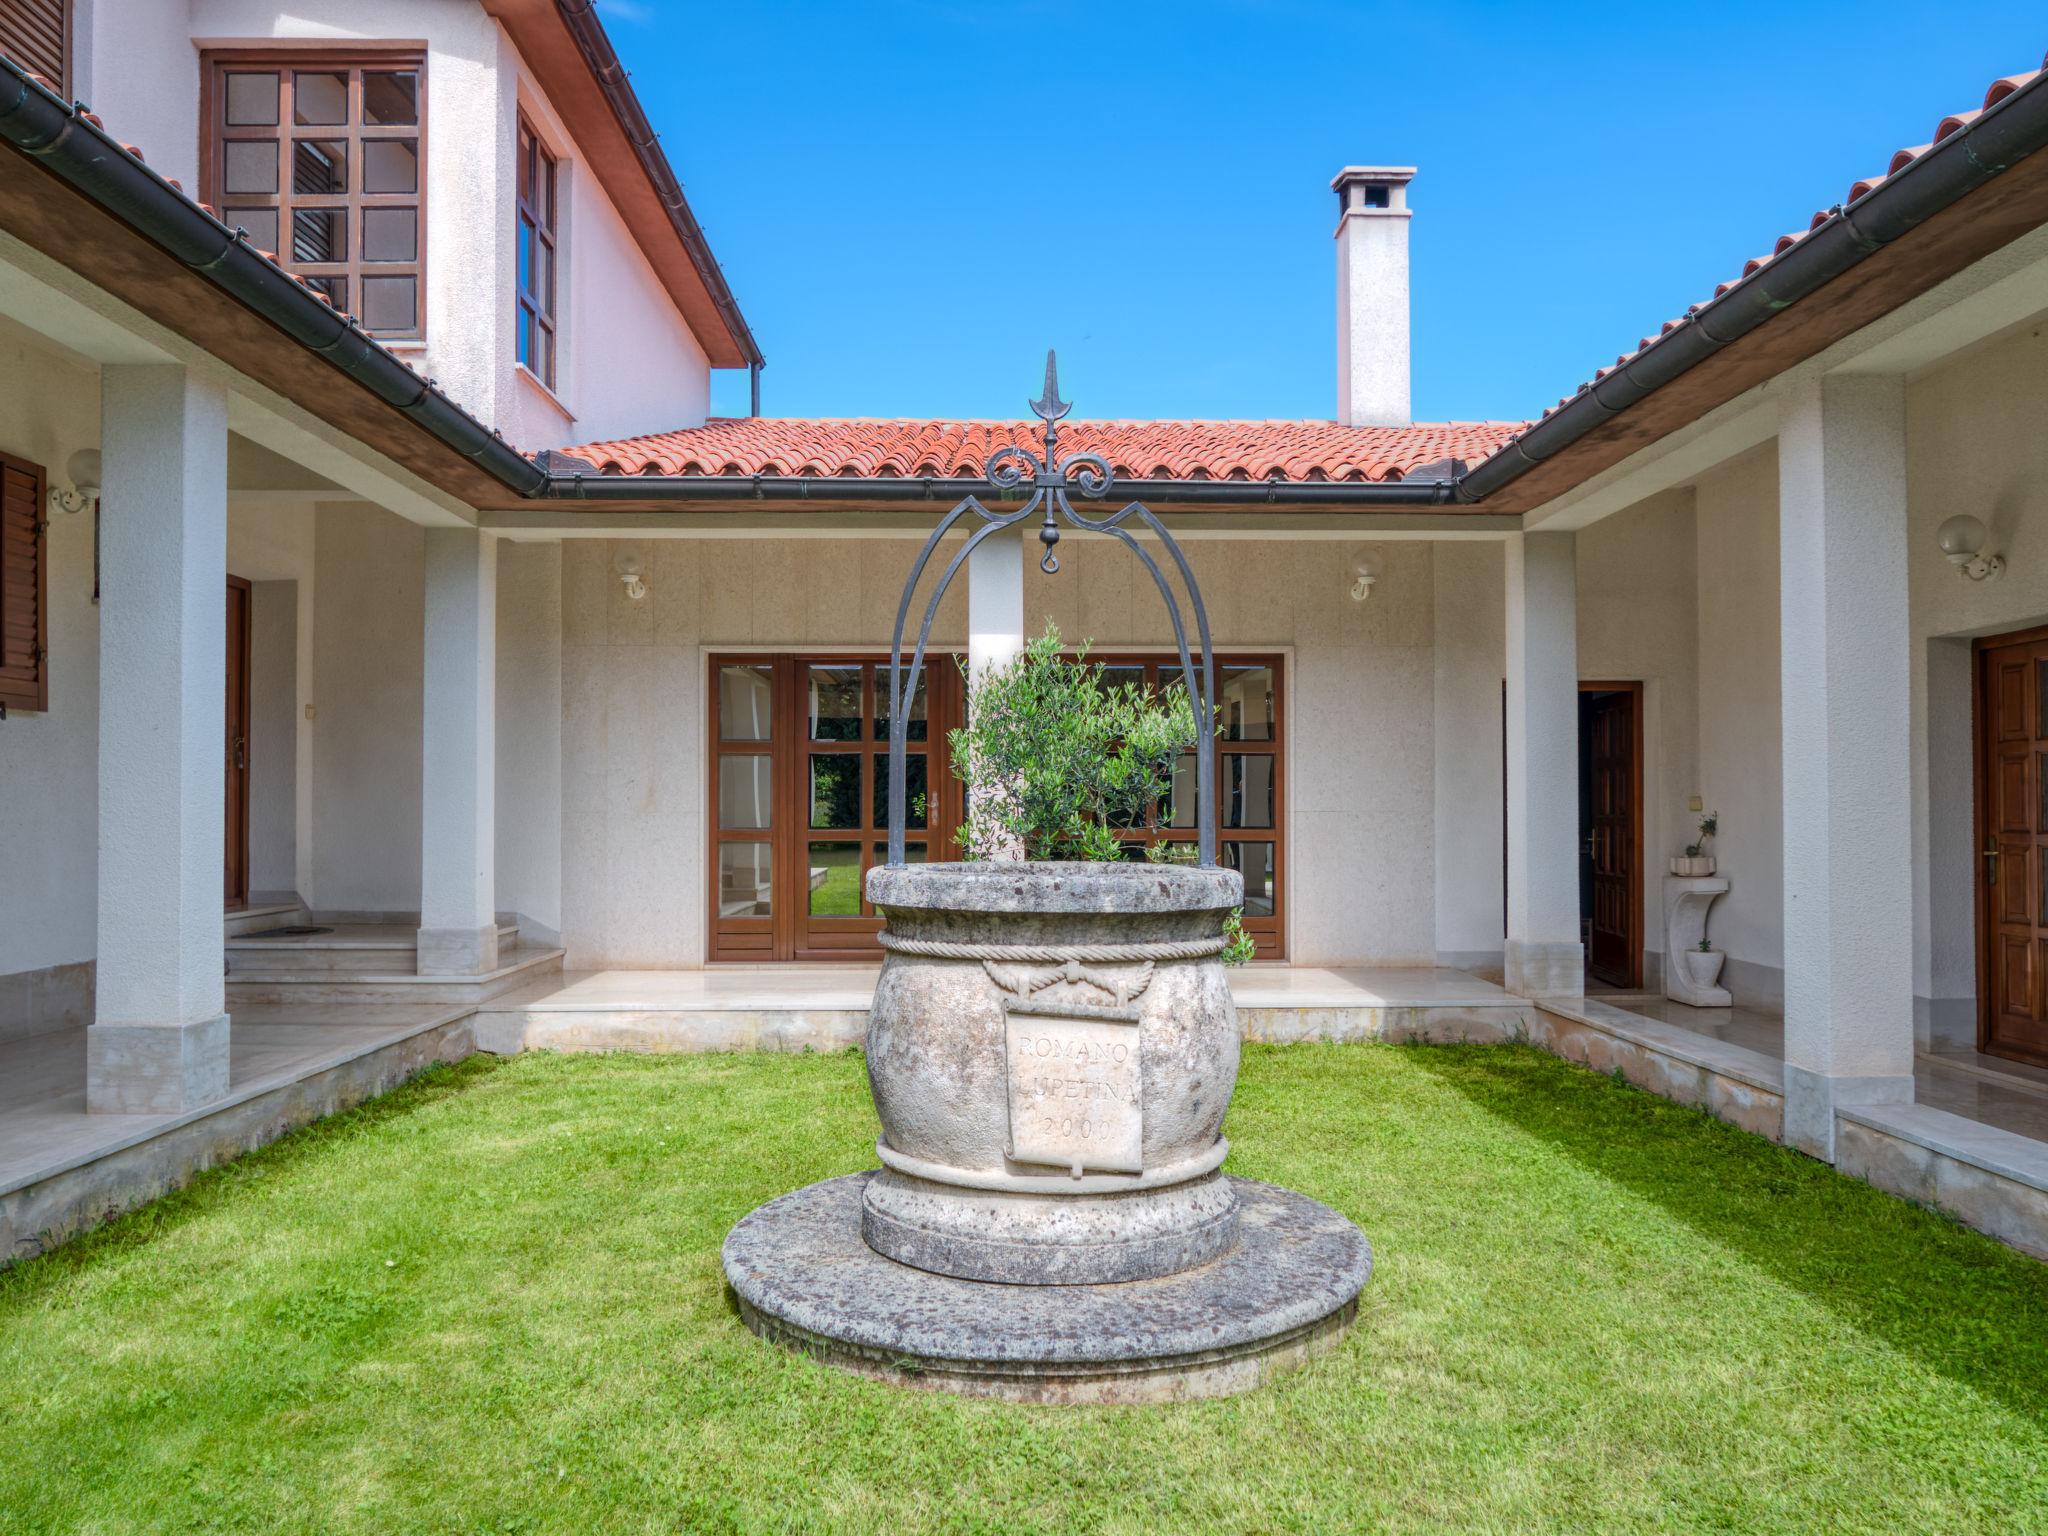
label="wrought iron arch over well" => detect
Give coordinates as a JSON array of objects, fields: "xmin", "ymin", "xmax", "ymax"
[{"xmin": 885, "ymin": 353, "xmax": 1219, "ymax": 867}]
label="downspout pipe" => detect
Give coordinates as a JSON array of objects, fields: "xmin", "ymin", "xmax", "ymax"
[
  {"xmin": 1457, "ymin": 67, "xmax": 2048, "ymax": 503},
  {"xmin": 0, "ymin": 60, "xmax": 548, "ymax": 498}
]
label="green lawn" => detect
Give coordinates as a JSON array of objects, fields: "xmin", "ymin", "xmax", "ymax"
[{"xmin": 3, "ymin": 1045, "xmax": 2046, "ymax": 1535}]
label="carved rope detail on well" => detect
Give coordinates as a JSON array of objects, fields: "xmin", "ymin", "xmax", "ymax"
[
  {"xmin": 874, "ymin": 934, "xmax": 1226, "ymax": 964},
  {"xmin": 986, "ymin": 958, "xmax": 1155, "ymax": 1008}
]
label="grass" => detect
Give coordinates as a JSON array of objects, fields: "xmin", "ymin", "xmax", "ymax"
[{"xmin": 3, "ymin": 1044, "xmax": 2047, "ymax": 1534}]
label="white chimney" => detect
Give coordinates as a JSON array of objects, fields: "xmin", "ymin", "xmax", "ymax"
[{"xmin": 1332, "ymin": 166, "xmax": 1415, "ymax": 428}]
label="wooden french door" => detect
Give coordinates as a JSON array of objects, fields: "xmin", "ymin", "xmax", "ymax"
[
  {"xmin": 1975, "ymin": 627, "xmax": 2048, "ymax": 1065},
  {"xmin": 707, "ymin": 654, "xmax": 965, "ymax": 962},
  {"xmin": 1583, "ymin": 683, "xmax": 1642, "ymax": 989},
  {"xmin": 224, "ymin": 575, "xmax": 252, "ymax": 910}
]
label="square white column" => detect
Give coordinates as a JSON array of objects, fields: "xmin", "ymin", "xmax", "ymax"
[
  {"xmin": 967, "ymin": 524, "xmax": 1025, "ymax": 682},
  {"xmin": 1504, "ymin": 530, "xmax": 1584, "ymax": 997},
  {"xmin": 89, "ymin": 366, "xmax": 231, "ymax": 1113},
  {"xmin": 963, "ymin": 525, "xmax": 1026, "ymax": 860},
  {"xmin": 1778, "ymin": 376, "xmax": 1915, "ymax": 1159},
  {"xmin": 417, "ymin": 527, "xmax": 498, "ymax": 974}
]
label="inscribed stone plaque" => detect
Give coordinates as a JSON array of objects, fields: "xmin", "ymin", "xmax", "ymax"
[{"xmin": 1003, "ymin": 1004, "xmax": 1144, "ymax": 1175}]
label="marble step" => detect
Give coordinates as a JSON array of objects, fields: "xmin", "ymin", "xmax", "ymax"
[
  {"xmin": 225, "ymin": 943, "xmax": 564, "ymax": 1007},
  {"xmin": 222, "ymin": 899, "xmax": 304, "ymax": 939},
  {"xmin": 226, "ymin": 921, "xmax": 520, "ymax": 976}
]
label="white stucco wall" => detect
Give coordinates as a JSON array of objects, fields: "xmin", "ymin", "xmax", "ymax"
[
  {"xmin": 1692, "ymin": 445, "xmax": 1784, "ymax": 996},
  {"xmin": 79, "ymin": 0, "xmax": 713, "ymax": 449},
  {"xmin": 0, "ymin": 330, "xmax": 101, "ymax": 978},
  {"xmin": 499, "ymin": 75, "xmax": 712, "ymax": 449},
  {"xmin": 310, "ymin": 502, "xmax": 422, "ymax": 914},
  {"xmin": 497, "ymin": 539, "xmax": 561, "ymax": 941},
  {"xmin": 1906, "ymin": 321, "xmax": 2048, "ymax": 1019},
  {"xmin": 1577, "ymin": 488, "xmax": 1700, "ymax": 971},
  {"xmin": 1432, "ymin": 541, "xmax": 1505, "ymax": 966},
  {"xmin": 226, "ymin": 500, "xmax": 314, "ymax": 899},
  {"xmin": 556, "ymin": 537, "xmax": 1437, "ymax": 970}
]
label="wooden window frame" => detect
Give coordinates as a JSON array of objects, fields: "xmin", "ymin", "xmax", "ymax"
[
  {"xmin": 516, "ymin": 115, "xmax": 560, "ymax": 390},
  {"xmin": 0, "ymin": 0, "xmax": 71, "ymax": 95},
  {"xmin": 1094, "ymin": 653, "xmax": 1287, "ymax": 960},
  {"xmin": 702, "ymin": 650, "xmax": 1286, "ymax": 962},
  {"xmin": 0, "ymin": 449, "xmax": 47, "ymax": 713},
  {"xmin": 200, "ymin": 48, "xmax": 428, "ymax": 341},
  {"xmin": 707, "ymin": 653, "xmax": 966, "ymax": 963}
]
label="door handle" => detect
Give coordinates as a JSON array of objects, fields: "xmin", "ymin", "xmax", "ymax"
[
  {"xmin": 233, "ymin": 735, "xmax": 247, "ymax": 771},
  {"xmin": 1984, "ymin": 842, "xmax": 1999, "ymax": 888}
]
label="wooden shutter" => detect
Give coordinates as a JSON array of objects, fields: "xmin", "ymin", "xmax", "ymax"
[
  {"xmin": 0, "ymin": 451, "xmax": 48, "ymax": 713},
  {"xmin": 0, "ymin": 0, "xmax": 68, "ymax": 92}
]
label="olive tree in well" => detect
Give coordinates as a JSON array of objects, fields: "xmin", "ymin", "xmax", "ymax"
[{"xmin": 948, "ymin": 623, "xmax": 1255, "ymax": 964}]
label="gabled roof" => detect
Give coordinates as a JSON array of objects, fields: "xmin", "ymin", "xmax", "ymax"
[{"xmin": 558, "ymin": 418, "xmax": 1526, "ymax": 484}]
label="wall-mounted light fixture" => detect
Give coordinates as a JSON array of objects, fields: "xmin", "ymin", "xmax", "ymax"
[
  {"xmin": 618, "ymin": 553, "xmax": 648, "ymax": 601},
  {"xmin": 1936, "ymin": 514, "xmax": 2005, "ymax": 582},
  {"xmin": 1349, "ymin": 558, "xmax": 1377, "ymax": 602},
  {"xmin": 48, "ymin": 449, "xmax": 101, "ymax": 516}
]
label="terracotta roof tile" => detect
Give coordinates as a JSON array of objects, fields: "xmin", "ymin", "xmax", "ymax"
[{"xmin": 557, "ymin": 417, "xmax": 1526, "ymax": 484}]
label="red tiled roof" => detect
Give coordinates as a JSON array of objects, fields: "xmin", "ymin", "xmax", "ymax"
[
  {"xmin": 1517, "ymin": 50, "xmax": 2048, "ymax": 433},
  {"xmin": 557, "ymin": 418, "xmax": 1528, "ymax": 483}
]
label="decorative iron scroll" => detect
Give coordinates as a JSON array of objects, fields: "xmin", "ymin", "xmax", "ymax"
[{"xmin": 884, "ymin": 353, "xmax": 1218, "ymax": 866}]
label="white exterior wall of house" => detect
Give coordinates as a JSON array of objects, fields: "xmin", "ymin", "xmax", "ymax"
[
  {"xmin": 551, "ymin": 536, "xmax": 1461, "ymax": 970},
  {"xmin": 309, "ymin": 502, "xmax": 424, "ymax": 914},
  {"xmin": 1432, "ymin": 540, "xmax": 1506, "ymax": 971},
  {"xmin": 0, "ymin": 324, "xmax": 101, "ymax": 1004},
  {"xmin": 1576, "ymin": 487, "xmax": 1700, "ymax": 986},
  {"xmin": 72, "ymin": 0, "xmax": 712, "ymax": 449},
  {"xmin": 1907, "ymin": 320, "xmax": 2048, "ymax": 1040}
]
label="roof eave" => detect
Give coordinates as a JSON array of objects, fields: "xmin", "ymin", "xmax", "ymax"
[{"xmin": 482, "ymin": 0, "xmax": 762, "ymax": 370}]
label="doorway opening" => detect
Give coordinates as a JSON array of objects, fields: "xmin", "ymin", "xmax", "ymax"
[
  {"xmin": 1579, "ymin": 681, "xmax": 1643, "ymax": 991},
  {"xmin": 1973, "ymin": 623, "xmax": 2048, "ymax": 1067}
]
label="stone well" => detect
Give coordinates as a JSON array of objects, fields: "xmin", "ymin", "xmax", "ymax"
[{"xmin": 721, "ymin": 861, "xmax": 1373, "ymax": 1404}]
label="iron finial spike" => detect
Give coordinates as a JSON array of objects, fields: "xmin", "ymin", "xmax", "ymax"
[{"xmin": 1028, "ymin": 349, "xmax": 1070, "ymax": 423}]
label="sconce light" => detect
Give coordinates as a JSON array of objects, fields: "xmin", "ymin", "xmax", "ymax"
[
  {"xmin": 1349, "ymin": 559, "xmax": 1377, "ymax": 603},
  {"xmin": 1936, "ymin": 514, "xmax": 2004, "ymax": 582},
  {"xmin": 618, "ymin": 553, "xmax": 648, "ymax": 601},
  {"xmin": 48, "ymin": 449, "xmax": 101, "ymax": 515}
]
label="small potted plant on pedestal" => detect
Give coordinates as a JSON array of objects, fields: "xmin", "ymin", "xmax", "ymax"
[{"xmin": 1671, "ymin": 811, "xmax": 1718, "ymax": 877}]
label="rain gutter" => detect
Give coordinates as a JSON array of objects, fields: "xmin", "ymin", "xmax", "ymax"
[
  {"xmin": 531, "ymin": 468, "xmax": 1459, "ymax": 507},
  {"xmin": 0, "ymin": 59, "xmax": 549, "ymax": 498}
]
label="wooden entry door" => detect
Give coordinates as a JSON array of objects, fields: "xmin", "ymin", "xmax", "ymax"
[
  {"xmin": 224, "ymin": 575, "xmax": 252, "ymax": 909},
  {"xmin": 1583, "ymin": 682, "xmax": 1642, "ymax": 990},
  {"xmin": 1975, "ymin": 628, "xmax": 2048, "ymax": 1065}
]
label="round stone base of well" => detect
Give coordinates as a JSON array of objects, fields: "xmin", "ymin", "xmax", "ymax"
[{"xmin": 721, "ymin": 1171, "xmax": 1372, "ymax": 1405}]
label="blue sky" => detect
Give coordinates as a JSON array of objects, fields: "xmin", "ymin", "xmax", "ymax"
[{"xmin": 601, "ymin": 1, "xmax": 2048, "ymax": 425}]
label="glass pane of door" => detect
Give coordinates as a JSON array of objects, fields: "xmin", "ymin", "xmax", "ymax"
[
  {"xmin": 718, "ymin": 756, "xmax": 771, "ymax": 829},
  {"xmin": 718, "ymin": 844, "xmax": 772, "ymax": 917},
  {"xmin": 719, "ymin": 665, "xmax": 772, "ymax": 740}
]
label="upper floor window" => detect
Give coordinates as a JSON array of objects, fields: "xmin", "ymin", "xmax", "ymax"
[
  {"xmin": 516, "ymin": 119, "xmax": 559, "ymax": 389},
  {"xmin": 0, "ymin": 0, "xmax": 70, "ymax": 95},
  {"xmin": 204, "ymin": 52, "xmax": 426, "ymax": 339}
]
